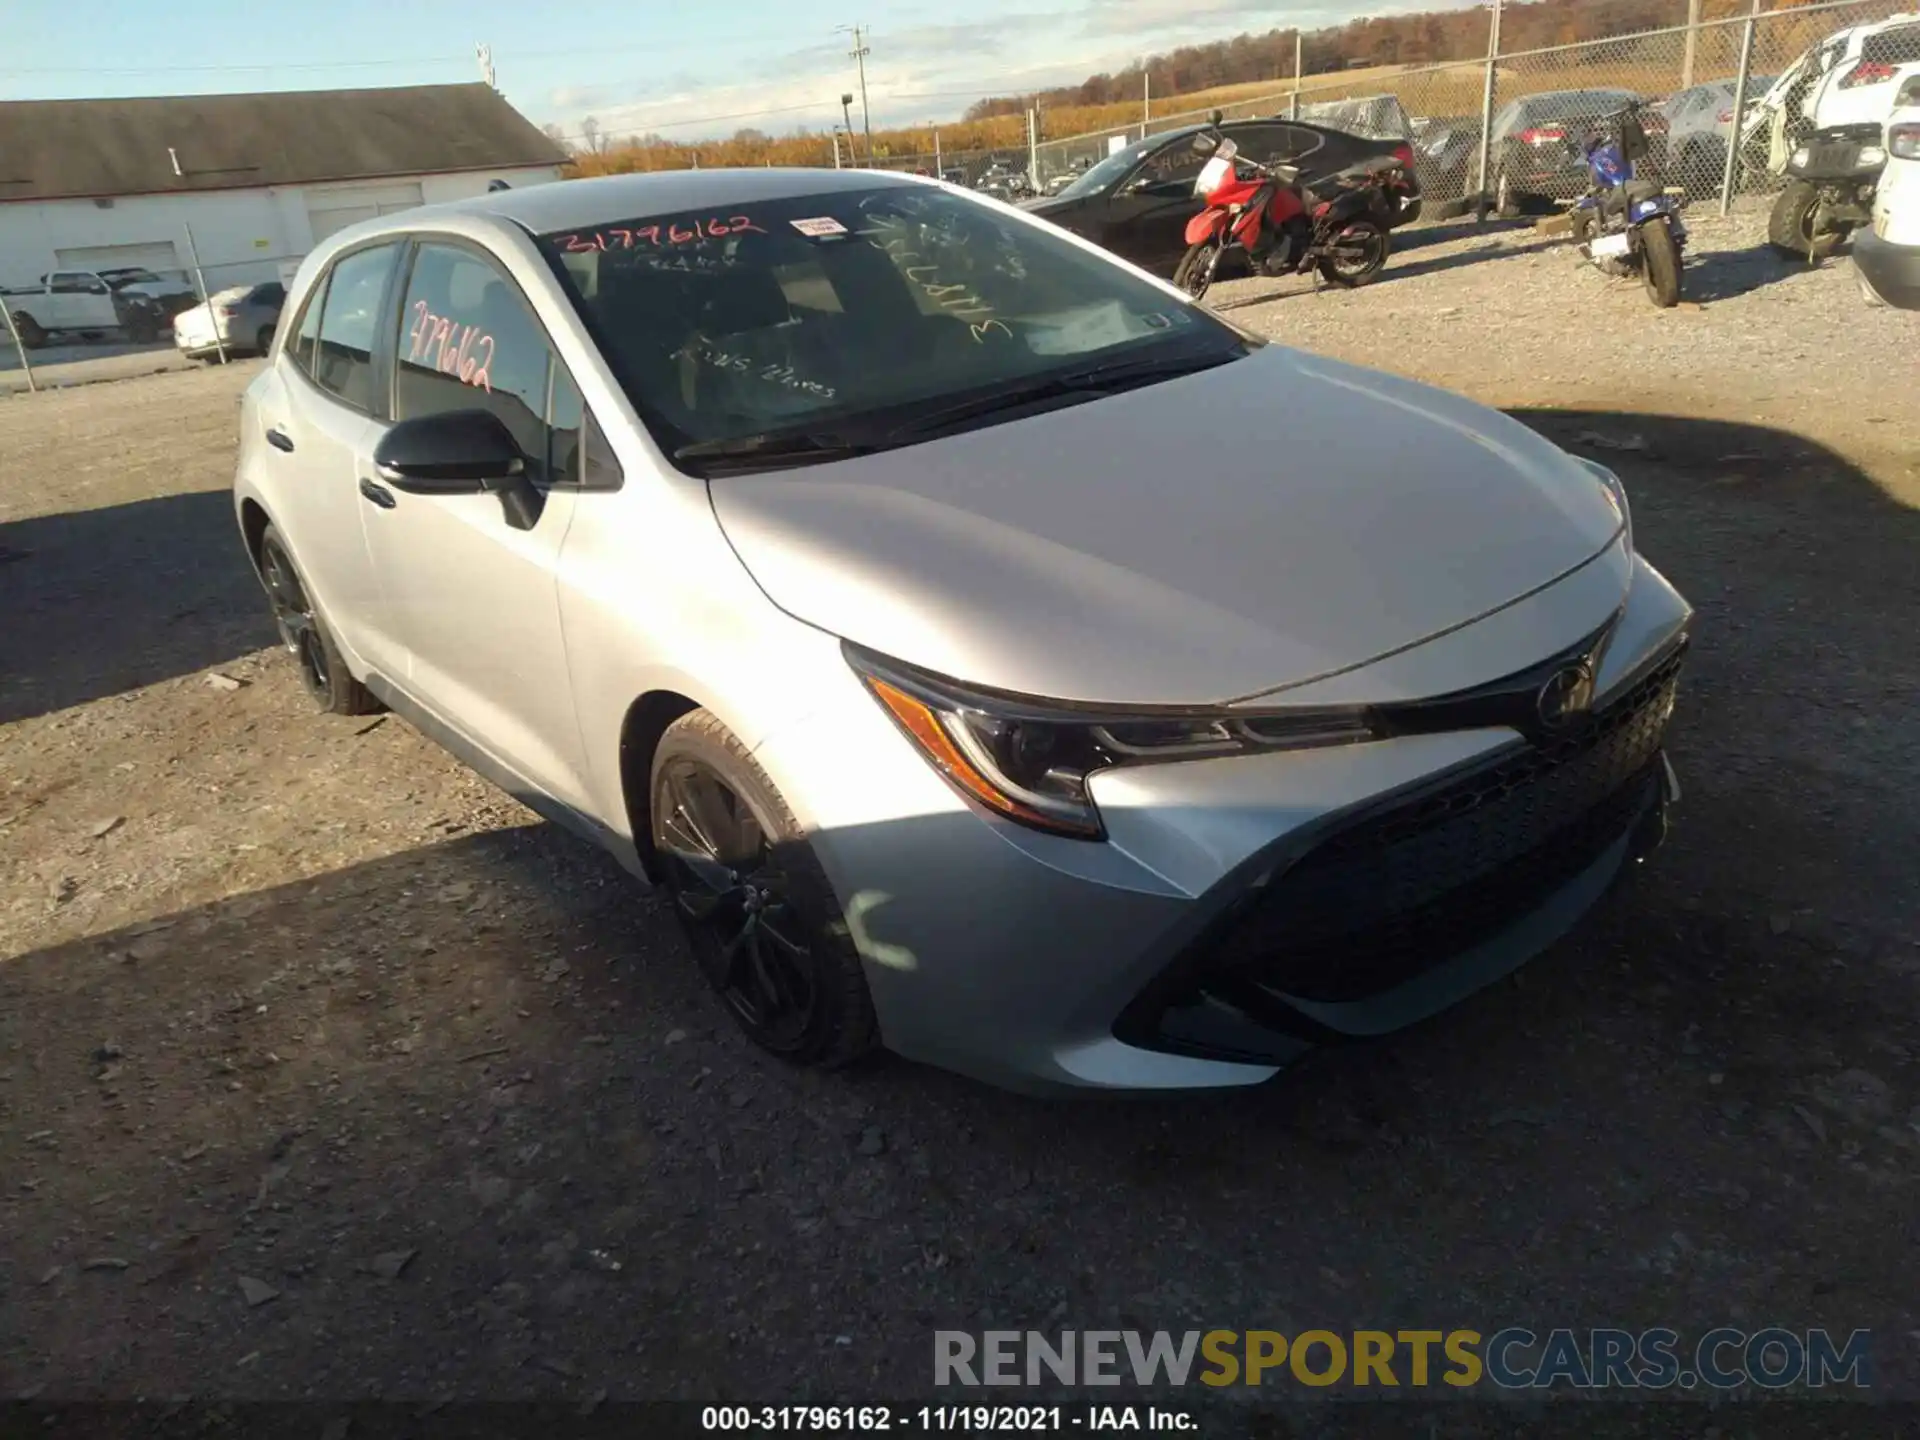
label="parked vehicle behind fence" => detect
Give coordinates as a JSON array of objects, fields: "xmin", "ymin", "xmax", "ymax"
[
  {"xmin": 2, "ymin": 269, "xmax": 164, "ymax": 347},
  {"xmin": 1481, "ymin": 88, "xmax": 1668, "ymax": 216},
  {"xmin": 232, "ymin": 168, "xmax": 1690, "ymax": 1094},
  {"xmin": 1661, "ymin": 77, "xmax": 1775, "ymax": 195},
  {"xmin": 173, "ymin": 281, "xmax": 287, "ymax": 360}
]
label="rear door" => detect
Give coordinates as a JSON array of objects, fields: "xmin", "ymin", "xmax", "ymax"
[
  {"xmin": 265, "ymin": 242, "xmax": 406, "ymax": 680},
  {"xmin": 48, "ymin": 271, "xmax": 117, "ymax": 329}
]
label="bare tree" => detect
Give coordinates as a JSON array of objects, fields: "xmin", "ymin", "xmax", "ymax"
[
  {"xmin": 579, "ymin": 115, "xmax": 604, "ymax": 155},
  {"xmin": 541, "ymin": 121, "xmax": 572, "ymax": 153}
]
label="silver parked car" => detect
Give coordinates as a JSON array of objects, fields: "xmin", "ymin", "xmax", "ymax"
[
  {"xmin": 174, "ymin": 280, "xmax": 285, "ymax": 359},
  {"xmin": 233, "ymin": 170, "xmax": 1691, "ymax": 1094}
]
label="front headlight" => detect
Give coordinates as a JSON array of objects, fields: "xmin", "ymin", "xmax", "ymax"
[
  {"xmin": 847, "ymin": 646, "xmax": 1376, "ymax": 840},
  {"xmin": 1571, "ymin": 455, "xmax": 1633, "ymax": 558},
  {"xmin": 1792, "ymin": 147, "xmax": 1811, "ymax": 169},
  {"xmin": 1858, "ymin": 145, "xmax": 1887, "ymax": 168}
]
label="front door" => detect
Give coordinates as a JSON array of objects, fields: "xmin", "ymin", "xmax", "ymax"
[
  {"xmin": 357, "ymin": 239, "xmax": 592, "ymax": 813},
  {"xmin": 1100, "ymin": 139, "xmax": 1211, "ymax": 271}
]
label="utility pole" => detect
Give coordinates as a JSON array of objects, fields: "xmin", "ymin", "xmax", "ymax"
[
  {"xmin": 840, "ymin": 25, "xmax": 874, "ymax": 163},
  {"xmin": 475, "ymin": 42, "xmax": 496, "ymax": 89}
]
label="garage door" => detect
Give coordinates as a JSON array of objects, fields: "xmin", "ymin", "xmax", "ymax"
[
  {"xmin": 55, "ymin": 241, "xmax": 182, "ymax": 273},
  {"xmin": 305, "ymin": 183, "xmax": 425, "ymax": 244}
]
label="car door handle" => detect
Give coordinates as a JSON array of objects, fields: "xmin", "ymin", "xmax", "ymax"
[
  {"xmin": 265, "ymin": 427, "xmax": 295, "ymax": 453},
  {"xmin": 358, "ymin": 477, "xmax": 397, "ymax": 510}
]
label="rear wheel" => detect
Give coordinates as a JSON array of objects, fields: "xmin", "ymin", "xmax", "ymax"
[
  {"xmin": 255, "ymin": 324, "xmax": 275, "ymax": 357},
  {"xmin": 1639, "ymin": 219, "xmax": 1682, "ymax": 307},
  {"xmin": 1172, "ymin": 238, "xmax": 1222, "ymax": 301},
  {"xmin": 256, "ymin": 525, "xmax": 380, "ymax": 715},
  {"xmin": 650, "ymin": 710, "xmax": 877, "ymax": 1068},
  {"xmin": 1494, "ymin": 171, "xmax": 1519, "ymax": 219},
  {"xmin": 1318, "ymin": 219, "xmax": 1390, "ymax": 288}
]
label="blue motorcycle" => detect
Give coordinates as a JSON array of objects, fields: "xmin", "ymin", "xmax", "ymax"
[{"xmin": 1569, "ymin": 99, "xmax": 1687, "ymax": 308}]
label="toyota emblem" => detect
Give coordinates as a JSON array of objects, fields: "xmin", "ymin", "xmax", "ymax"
[{"xmin": 1535, "ymin": 663, "xmax": 1596, "ymax": 730}]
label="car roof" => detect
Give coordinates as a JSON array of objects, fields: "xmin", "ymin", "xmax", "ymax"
[{"xmin": 362, "ymin": 167, "xmax": 924, "ymax": 240}]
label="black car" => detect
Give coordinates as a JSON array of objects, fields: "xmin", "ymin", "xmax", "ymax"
[
  {"xmin": 1482, "ymin": 89, "xmax": 1670, "ymax": 215},
  {"xmin": 1021, "ymin": 119, "xmax": 1420, "ymax": 276}
]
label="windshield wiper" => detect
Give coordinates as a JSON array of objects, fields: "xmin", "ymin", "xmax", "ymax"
[
  {"xmin": 672, "ymin": 431, "xmax": 880, "ymax": 473},
  {"xmin": 885, "ymin": 347, "xmax": 1242, "ymax": 441}
]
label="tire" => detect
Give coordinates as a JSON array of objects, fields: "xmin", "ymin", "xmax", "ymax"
[
  {"xmin": 1639, "ymin": 219, "xmax": 1682, "ymax": 307},
  {"xmin": 1318, "ymin": 218, "xmax": 1390, "ymax": 288},
  {"xmin": 1494, "ymin": 171, "xmax": 1519, "ymax": 219},
  {"xmin": 255, "ymin": 524, "xmax": 380, "ymax": 715},
  {"xmin": 11, "ymin": 312, "xmax": 45, "ymax": 349},
  {"xmin": 1767, "ymin": 179, "xmax": 1823, "ymax": 258},
  {"xmin": 650, "ymin": 710, "xmax": 878, "ymax": 1069},
  {"xmin": 1569, "ymin": 208, "xmax": 1597, "ymax": 245},
  {"xmin": 255, "ymin": 324, "xmax": 275, "ymax": 357},
  {"xmin": 1172, "ymin": 238, "xmax": 1221, "ymax": 301}
]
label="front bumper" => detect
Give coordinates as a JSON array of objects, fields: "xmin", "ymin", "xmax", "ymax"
[
  {"xmin": 1854, "ymin": 226, "xmax": 1920, "ymax": 309},
  {"xmin": 754, "ymin": 550, "xmax": 1691, "ymax": 1093}
]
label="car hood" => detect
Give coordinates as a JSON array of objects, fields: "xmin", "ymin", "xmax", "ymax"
[{"xmin": 708, "ymin": 346, "xmax": 1626, "ymax": 707}]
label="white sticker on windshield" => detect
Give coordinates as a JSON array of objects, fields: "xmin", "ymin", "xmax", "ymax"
[{"xmin": 790, "ymin": 216, "xmax": 849, "ymax": 237}]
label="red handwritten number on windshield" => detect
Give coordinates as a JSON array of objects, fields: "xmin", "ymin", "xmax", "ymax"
[{"xmin": 554, "ymin": 216, "xmax": 768, "ymax": 252}]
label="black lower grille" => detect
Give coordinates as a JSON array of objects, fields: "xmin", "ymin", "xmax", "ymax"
[{"xmin": 1204, "ymin": 645, "xmax": 1684, "ymax": 1006}]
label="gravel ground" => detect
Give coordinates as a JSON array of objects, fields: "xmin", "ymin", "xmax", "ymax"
[
  {"xmin": 0, "ymin": 337, "xmax": 192, "ymax": 394},
  {"xmin": 2, "ymin": 207, "xmax": 1919, "ymax": 1434}
]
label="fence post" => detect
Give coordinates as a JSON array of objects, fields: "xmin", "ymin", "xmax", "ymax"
[
  {"xmin": 2, "ymin": 302, "xmax": 36, "ymax": 394},
  {"xmin": 1290, "ymin": 32, "xmax": 1302, "ymax": 119},
  {"xmin": 1027, "ymin": 108, "xmax": 1039, "ymax": 190},
  {"xmin": 1474, "ymin": 0, "xmax": 1505, "ymax": 209},
  {"xmin": 934, "ymin": 129, "xmax": 942, "ymax": 176},
  {"xmin": 181, "ymin": 221, "xmax": 228, "ymax": 366},
  {"xmin": 1719, "ymin": 0, "xmax": 1762, "ymax": 216},
  {"xmin": 1681, "ymin": 0, "xmax": 1703, "ymax": 89}
]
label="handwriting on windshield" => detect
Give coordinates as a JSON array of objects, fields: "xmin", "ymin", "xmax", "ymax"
[
  {"xmin": 862, "ymin": 212, "xmax": 1010, "ymax": 343},
  {"xmin": 406, "ymin": 301, "xmax": 494, "ymax": 392},
  {"xmin": 557, "ymin": 217, "xmax": 769, "ymax": 253},
  {"xmin": 674, "ymin": 341, "xmax": 837, "ymax": 400}
]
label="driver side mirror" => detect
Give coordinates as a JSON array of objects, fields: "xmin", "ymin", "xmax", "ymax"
[{"xmin": 373, "ymin": 409, "xmax": 544, "ymax": 531}]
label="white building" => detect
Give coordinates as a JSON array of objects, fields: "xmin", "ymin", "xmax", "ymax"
[{"xmin": 0, "ymin": 83, "xmax": 565, "ymax": 292}]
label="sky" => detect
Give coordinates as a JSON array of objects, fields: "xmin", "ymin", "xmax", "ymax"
[{"xmin": 0, "ymin": 0, "xmax": 1481, "ymax": 145}]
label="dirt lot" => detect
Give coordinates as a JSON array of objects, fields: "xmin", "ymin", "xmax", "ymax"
[{"xmin": 3, "ymin": 209, "xmax": 1919, "ymax": 1431}]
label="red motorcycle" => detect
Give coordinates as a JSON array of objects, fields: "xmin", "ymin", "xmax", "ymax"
[{"xmin": 1172, "ymin": 127, "xmax": 1396, "ymax": 300}]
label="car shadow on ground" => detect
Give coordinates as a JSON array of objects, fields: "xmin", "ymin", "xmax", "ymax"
[
  {"xmin": 4, "ymin": 414, "xmax": 1919, "ymax": 1411},
  {"xmin": 0, "ymin": 489, "xmax": 272, "ymax": 724}
]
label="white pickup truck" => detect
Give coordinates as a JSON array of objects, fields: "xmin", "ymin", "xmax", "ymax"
[{"xmin": 3, "ymin": 269, "xmax": 172, "ymax": 348}]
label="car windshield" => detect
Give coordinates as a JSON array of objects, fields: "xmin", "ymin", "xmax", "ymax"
[
  {"xmin": 104, "ymin": 268, "xmax": 163, "ymax": 288},
  {"xmin": 1054, "ymin": 138, "xmax": 1162, "ymax": 199},
  {"xmin": 538, "ymin": 182, "xmax": 1245, "ymax": 469}
]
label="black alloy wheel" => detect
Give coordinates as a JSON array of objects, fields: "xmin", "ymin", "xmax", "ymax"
[
  {"xmin": 259, "ymin": 534, "xmax": 331, "ymax": 702},
  {"xmin": 653, "ymin": 756, "xmax": 821, "ymax": 1054}
]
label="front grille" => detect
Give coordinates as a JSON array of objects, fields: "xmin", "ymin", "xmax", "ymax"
[
  {"xmin": 1204, "ymin": 646, "xmax": 1683, "ymax": 1005},
  {"xmin": 1805, "ymin": 140, "xmax": 1866, "ymax": 172}
]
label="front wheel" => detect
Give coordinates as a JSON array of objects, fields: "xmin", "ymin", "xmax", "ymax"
[
  {"xmin": 11, "ymin": 312, "xmax": 46, "ymax": 349},
  {"xmin": 1767, "ymin": 179, "xmax": 1828, "ymax": 258},
  {"xmin": 1640, "ymin": 219, "xmax": 1683, "ymax": 308},
  {"xmin": 1318, "ymin": 219, "xmax": 1390, "ymax": 288},
  {"xmin": 650, "ymin": 710, "xmax": 878, "ymax": 1069},
  {"xmin": 1173, "ymin": 238, "xmax": 1222, "ymax": 300}
]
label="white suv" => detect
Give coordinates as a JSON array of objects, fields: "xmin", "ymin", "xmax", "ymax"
[
  {"xmin": 1856, "ymin": 77, "xmax": 1920, "ymax": 307},
  {"xmin": 1746, "ymin": 12, "xmax": 1920, "ymax": 166}
]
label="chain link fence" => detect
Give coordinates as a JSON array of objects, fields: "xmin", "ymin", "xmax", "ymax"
[{"xmin": 1031, "ymin": 0, "xmax": 1919, "ymax": 213}]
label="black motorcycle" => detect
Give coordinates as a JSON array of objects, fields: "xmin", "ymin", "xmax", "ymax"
[{"xmin": 1768, "ymin": 122, "xmax": 1886, "ymax": 260}]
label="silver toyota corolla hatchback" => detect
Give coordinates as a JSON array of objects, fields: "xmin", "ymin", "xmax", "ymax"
[{"xmin": 233, "ymin": 169, "xmax": 1690, "ymax": 1093}]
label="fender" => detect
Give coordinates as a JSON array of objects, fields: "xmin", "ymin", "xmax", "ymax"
[{"xmin": 1184, "ymin": 208, "xmax": 1231, "ymax": 245}]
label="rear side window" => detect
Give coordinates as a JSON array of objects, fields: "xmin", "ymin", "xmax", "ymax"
[
  {"xmin": 287, "ymin": 280, "xmax": 326, "ymax": 374},
  {"xmin": 1863, "ymin": 24, "xmax": 1920, "ymax": 66},
  {"xmin": 251, "ymin": 282, "xmax": 285, "ymax": 306},
  {"xmin": 313, "ymin": 243, "xmax": 399, "ymax": 411}
]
